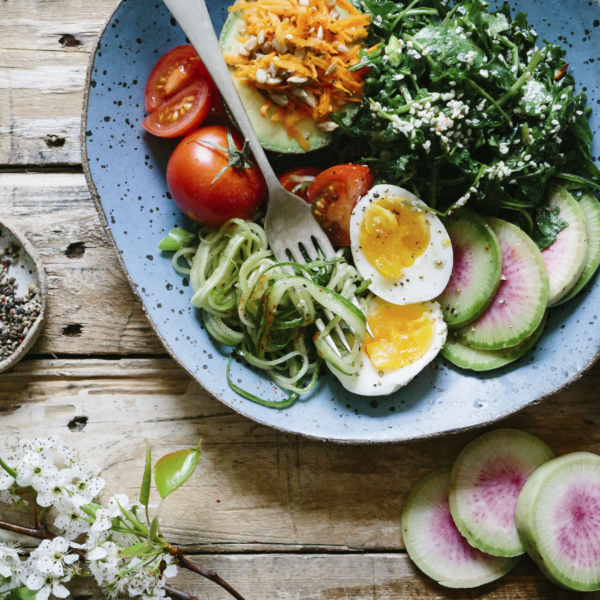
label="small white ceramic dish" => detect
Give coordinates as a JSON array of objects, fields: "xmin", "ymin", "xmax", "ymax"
[{"xmin": 0, "ymin": 220, "xmax": 48, "ymax": 374}]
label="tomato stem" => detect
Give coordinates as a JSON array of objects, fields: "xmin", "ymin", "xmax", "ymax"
[{"xmin": 186, "ymin": 127, "xmax": 254, "ymax": 185}]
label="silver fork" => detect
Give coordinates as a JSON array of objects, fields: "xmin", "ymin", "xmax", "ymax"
[{"xmin": 162, "ymin": 0, "xmax": 368, "ymax": 352}]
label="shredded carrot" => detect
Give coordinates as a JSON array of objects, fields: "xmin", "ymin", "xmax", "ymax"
[{"xmin": 223, "ymin": 0, "xmax": 370, "ymax": 146}]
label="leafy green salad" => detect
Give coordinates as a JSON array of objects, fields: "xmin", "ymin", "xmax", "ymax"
[{"xmin": 334, "ymin": 0, "xmax": 599, "ymax": 248}]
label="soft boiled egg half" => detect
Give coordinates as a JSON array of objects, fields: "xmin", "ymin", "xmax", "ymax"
[
  {"xmin": 329, "ymin": 296, "xmax": 447, "ymax": 396},
  {"xmin": 350, "ymin": 184, "xmax": 453, "ymax": 305}
]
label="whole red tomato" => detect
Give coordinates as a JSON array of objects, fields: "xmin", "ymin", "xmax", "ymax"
[{"xmin": 167, "ymin": 126, "xmax": 267, "ymax": 228}]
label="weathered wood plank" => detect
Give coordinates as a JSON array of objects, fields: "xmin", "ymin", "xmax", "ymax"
[
  {"xmin": 0, "ymin": 0, "xmax": 117, "ymax": 165},
  {"xmin": 67, "ymin": 554, "xmax": 599, "ymax": 600},
  {"xmin": 0, "ymin": 173, "xmax": 163, "ymax": 354},
  {"xmin": 1, "ymin": 358, "xmax": 599, "ymax": 554}
]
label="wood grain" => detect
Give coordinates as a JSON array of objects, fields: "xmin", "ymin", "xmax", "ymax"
[
  {"xmin": 66, "ymin": 554, "xmax": 600, "ymax": 600},
  {"xmin": 0, "ymin": 173, "xmax": 163, "ymax": 355},
  {"xmin": 1, "ymin": 357, "xmax": 599, "ymax": 554},
  {"xmin": 0, "ymin": 0, "xmax": 116, "ymax": 165}
]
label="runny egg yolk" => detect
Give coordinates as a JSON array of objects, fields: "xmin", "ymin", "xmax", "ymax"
[
  {"xmin": 359, "ymin": 196, "xmax": 430, "ymax": 279},
  {"xmin": 364, "ymin": 300, "xmax": 436, "ymax": 370}
]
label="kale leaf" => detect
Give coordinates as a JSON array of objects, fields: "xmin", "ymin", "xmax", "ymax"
[{"xmin": 533, "ymin": 206, "xmax": 569, "ymax": 250}]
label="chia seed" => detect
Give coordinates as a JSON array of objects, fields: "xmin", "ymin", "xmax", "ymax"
[{"xmin": 0, "ymin": 242, "xmax": 42, "ymax": 362}]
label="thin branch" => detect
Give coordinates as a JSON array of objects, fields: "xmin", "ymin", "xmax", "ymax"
[
  {"xmin": 164, "ymin": 585, "xmax": 198, "ymax": 600},
  {"xmin": 0, "ymin": 519, "xmax": 53, "ymax": 541},
  {"xmin": 168, "ymin": 547, "xmax": 246, "ymax": 600}
]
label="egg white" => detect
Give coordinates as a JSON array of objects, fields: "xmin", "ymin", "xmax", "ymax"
[
  {"xmin": 350, "ymin": 184, "xmax": 454, "ymax": 305},
  {"xmin": 329, "ymin": 299, "xmax": 447, "ymax": 396}
]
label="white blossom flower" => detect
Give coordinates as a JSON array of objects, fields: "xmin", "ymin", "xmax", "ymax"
[
  {"xmin": 26, "ymin": 572, "xmax": 71, "ymax": 600},
  {"xmin": 17, "ymin": 452, "xmax": 59, "ymax": 491},
  {"xmin": 0, "ymin": 543, "xmax": 21, "ymax": 583},
  {"xmin": 0, "ymin": 488, "xmax": 22, "ymax": 506},
  {"xmin": 55, "ymin": 442, "xmax": 79, "ymax": 467},
  {"xmin": 32, "ymin": 538, "xmax": 78, "ymax": 578},
  {"xmin": 54, "ymin": 502, "xmax": 91, "ymax": 541},
  {"xmin": 69, "ymin": 462, "xmax": 105, "ymax": 504},
  {"xmin": 0, "ymin": 468, "xmax": 15, "ymax": 491},
  {"xmin": 87, "ymin": 541, "xmax": 121, "ymax": 586},
  {"xmin": 36, "ymin": 469, "xmax": 75, "ymax": 509}
]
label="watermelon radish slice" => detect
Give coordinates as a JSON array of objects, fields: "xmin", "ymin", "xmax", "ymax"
[
  {"xmin": 556, "ymin": 192, "xmax": 600, "ymax": 305},
  {"xmin": 437, "ymin": 209, "xmax": 502, "ymax": 329},
  {"xmin": 515, "ymin": 452, "xmax": 600, "ymax": 591},
  {"xmin": 449, "ymin": 429, "xmax": 554, "ymax": 557},
  {"xmin": 402, "ymin": 467, "xmax": 520, "ymax": 588},
  {"xmin": 441, "ymin": 312, "xmax": 546, "ymax": 372},
  {"xmin": 455, "ymin": 217, "xmax": 548, "ymax": 351},
  {"xmin": 541, "ymin": 186, "xmax": 589, "ymax": 306}
]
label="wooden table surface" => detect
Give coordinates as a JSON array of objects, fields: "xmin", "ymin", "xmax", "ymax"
[{"xmin": 1, "ymin": 0, "xmax": 600, "ymax": 597}]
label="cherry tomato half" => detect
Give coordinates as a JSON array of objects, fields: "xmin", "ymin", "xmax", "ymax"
[
  {"xmin": 307, "ymin": 164, "xmax": 374, "ymax": 246},
  {"xmin": 141, "ymin": 79, "xmax": 212, "ymax": 139},
  {"xmin": 278, "ymin": 167, "xmax": 321, "ymax": 203},
  {"xmin": 145, "ymin": 45, "xmax": 213, "ymax": 113},
  {"xmin": 167, "ymin": 126, "xmax": 267, "ymax": 228}
]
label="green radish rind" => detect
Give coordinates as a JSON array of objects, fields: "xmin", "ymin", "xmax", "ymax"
[
  {"xmin": 556, "ymin": 193, "xmax": 600, "ymax": 305},
  {"xmin": 515, "ymin": 452, "xmax": 600, "ymax": 591},
  {"xmin": 455, "ymin": 217, "xmax": 549, "ymax": 351},
  {"xmin": 437, "ymin": 209, "xmax": 503, "ymax": 329},
  {"xmin": 441, "ymin": 312, "xmax": 547, "ymax": 371},
  {"xmin": 219, "ymin": 12, "xmax": 358, "ymax": 153},
  {"xmin": 402, "ymin": 467, "xmax": 520, "ymax": 588},
  {"xmin": 542, "ymin": 186, "xmax": 589, "ymax": 306},
  {"xmin": 449, "ymin": 429, "xmax": 554, "ymax": 558}
]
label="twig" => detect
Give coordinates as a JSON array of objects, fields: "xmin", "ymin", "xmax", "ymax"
[
  {"xmin": 0, "ymin": 519, "xmax": 53, "ymax": 541},
  {"xmin": 168, "ymin": 546, "xmax": 246, "ymax": 600},
  {"xmin": 164, "ymin": 584, "xmax": 198, "ymax": 600}
]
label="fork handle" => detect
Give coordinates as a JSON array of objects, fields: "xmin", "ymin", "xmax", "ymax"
[{"xmin": 162, "ymin": 0, "xmax": 280, "ymax": 190}]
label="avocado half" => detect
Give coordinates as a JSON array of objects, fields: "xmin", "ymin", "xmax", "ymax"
[{"xmin": 218, "ymin": 10, "xmax": 359, "ymax": 153}]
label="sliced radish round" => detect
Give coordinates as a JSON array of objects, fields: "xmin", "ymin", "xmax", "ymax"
[
  {"xmin": 541, "ymin": 186, "xmax": 589, "ymax": 306},
  {"xmin": 402, "ymin": 467, "xmax": 520, "ymax": 588},
  {"xmin": 516, "ymin": 452, "xmax": 600, "ymax": 591},
  {"xmin": 449, "ymin": 429, "xmax": 554, "ymax": 557},
  {"xmin": 557, "ymin": 192, "xmax": 600, "ymax": 305},
  {"xmin": 442, "ymin": 312, "xmax": 546, "ymax": 372},
  {"xmin": 455, "ymin": 217, "xmax": 548, "ymax": 351},
  {"xmin": 438, "ymin": 209, "xmax": 502, "ymax": 330}
]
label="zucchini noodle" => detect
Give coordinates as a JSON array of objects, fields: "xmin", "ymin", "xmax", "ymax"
[{"xmin": 172, "ymin": 219, "xmax": 368, "ymax": 406}]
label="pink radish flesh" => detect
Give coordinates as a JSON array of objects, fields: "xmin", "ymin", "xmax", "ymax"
[
  {"xmin": 554, "ymin": 481, "xmax": 600, "ymax": 566},
  {"xmin": 467, "ymin": 455, "xmax": 527, "ymax": 530},
  {"xmin": 445, "ymin": 244, "xmax": 473, "ymax": 294},
  {"xmin": 431, "ymin": 498, "xmax": 484, "ymax": 563},
  {"xmin": 456, "ymin": 218, "xmax": 548, "ymax": 351}
]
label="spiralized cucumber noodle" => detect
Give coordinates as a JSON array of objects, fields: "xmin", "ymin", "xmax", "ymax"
[{"xmin": 171, "ymin": 219, "xmax": 368, "ymax": 407}]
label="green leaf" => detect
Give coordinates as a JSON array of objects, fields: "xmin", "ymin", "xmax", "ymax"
[
  {"xmin": 533, "ymin": 206, "xmax": 569, "ymax": 250},
  {"xmin": 0, "ymin": 457, "xmax": 17, "ymax": 479},
  {"xmin": 154, "ymin": 441, "xmax": 202, "ymax": 499},
  {"xmin": 121, "ymin": 542, "xmax": 152, "ymax": 557},
  {"xmin": 5, "ymin": 587, "xmax": 39, "ymax": 600},
  {"xmin": 158, "ymin": 228, "xmax": 196, "ymax": 251},
  {"xmin": 148, "ymin": 516, "xmax": 159, "ymax": 544},
  {"xmin": 80, "ymin": 502, "xmax": 103, "ymax": 518},
  {"xmin": 139, "ymin": 440, "xmax": 152, "ymax": 508}
]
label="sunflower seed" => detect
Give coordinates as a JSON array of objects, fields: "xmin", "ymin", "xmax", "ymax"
[
  {"xmin": 267, "ymin": 77, "xmax": 283, "ymax": 85},
  {"xmin": 317, "ymin": 121, "xmax": 339, "ymax": 132},
  {"xmin": 288, "ymin": 75, "xmax": 309, "ymax": 83},
  {"xmin": 325, "ymin": 62, "xmax": 338, "ymax": 75},
  {"xmin": 257, "ymin": 29, "xmax": 266, "ymax": 45},
  {"xmin": 336, "ymin": 43, "xmax": 349, "ymax": 53},
  {"xmin": 256, "ymin": 68, "xmax": 268, "ymax": 84}
]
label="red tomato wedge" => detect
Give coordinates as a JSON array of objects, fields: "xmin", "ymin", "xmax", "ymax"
[
  {"xmin": 307, "ymin": 164, "xmax": 374, "ymax": 246},
  {"xmin": 144, "ymin": 45, "xmax": 213, "ymax": 113},
  {"xmin": 141, "ymin": 79, "xmax": 212, "ymax": 139},
  {"xmin": 278, "ymin": 167, "xmax": 321, "ymax": 202}
]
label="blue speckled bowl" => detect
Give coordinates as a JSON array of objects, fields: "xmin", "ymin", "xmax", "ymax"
[{"xmin": 82, "ymin": 0, "xmax": 600, "ymax": 443}]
